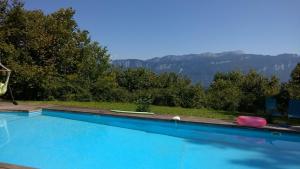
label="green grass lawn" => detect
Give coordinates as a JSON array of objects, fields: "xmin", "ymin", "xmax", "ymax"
[{"xmin": 23, "ymin": 101, "xmax": 238, "ymax": 121}]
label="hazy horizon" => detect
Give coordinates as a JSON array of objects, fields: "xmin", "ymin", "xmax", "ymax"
[
  {"xmin": 25, "ymin": 0, "xmax": 300, "ymax": 60},
  {"xmin": 113, "ymin": 50, "xmax": 300, "ymax": 61}
]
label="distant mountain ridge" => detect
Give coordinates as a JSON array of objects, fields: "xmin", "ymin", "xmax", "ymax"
[{"xmin": 112, "ymin": 51, "xmax": 300, "ymax": 86}]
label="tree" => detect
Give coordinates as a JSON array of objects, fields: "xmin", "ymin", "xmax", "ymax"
[
  {"xmin": 0, "ymin": 0, "xmax": 110, "ymax": 100},
  {"xmin": 213, "ymin": 71, "xmax": 244, "ymax": 87},
  {"xmin": 116, "ymin": 68, "xmax": 157, "ymax": 92},
  {"xmin": 178, "ymin": 84, "xmax": 206, "ymax": 108},
  {"xmin": 152, "ymin": 72, "xmax": 192, "ymax": 107},
  {"xmin": 207, "ymin": 79, "xmax": 242, "ymax": 111},
  {"xmin": 239, "ymin": 70, "xmax": 280, "ymax": 112},
  {"xmin": 207, "ymin": 70, "xmax": 280, "ymax": 112},
  {"xmin": 92, "ymin": 70, "xmax": 129, "ymax": 102},
  {"xmin": 288, "ymin": 63, "xmax": 300, "ymax": 99}
]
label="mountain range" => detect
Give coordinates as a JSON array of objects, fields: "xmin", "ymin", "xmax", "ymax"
[{"xmin": 112, "ymin": 51, "xmax": 300, "ymax": 86}]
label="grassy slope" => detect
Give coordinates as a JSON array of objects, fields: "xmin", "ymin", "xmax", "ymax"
[{"xmin": 23, "ymin": 101, "xmax": 238, "ymax": 120}]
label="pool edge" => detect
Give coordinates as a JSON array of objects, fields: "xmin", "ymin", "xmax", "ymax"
[
  {"xmin": 0, "ymin": 162, "xmax": 35, "ymax": 169},
  {"xmin": 42, "ymin": 106, "xmax": 300, "ymax": 134},
  {"xmin": 0, "ymin": 105, "xmax": 299, "ymax": 134}
]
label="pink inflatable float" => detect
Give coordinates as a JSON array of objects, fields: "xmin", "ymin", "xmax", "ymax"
[{"xmin": 236, "ymin": 116, "xmax": 267, "ymax": 128}]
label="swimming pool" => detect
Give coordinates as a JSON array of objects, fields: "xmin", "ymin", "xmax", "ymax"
[{"xmin": 0, "ymin": 109, "xmax": 300, "ymax": 169}]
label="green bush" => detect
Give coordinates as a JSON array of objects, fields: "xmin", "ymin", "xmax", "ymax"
[{"xmin": 135, "ymin": 95, "xmax": 152, "ymax": 112}]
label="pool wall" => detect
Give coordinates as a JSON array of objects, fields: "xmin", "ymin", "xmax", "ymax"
[{"xmin": 42, "ymin": 109, "xmax": 300, "ymax": 144}]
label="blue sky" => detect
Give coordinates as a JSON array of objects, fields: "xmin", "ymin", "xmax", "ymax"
[{"xmin": 25, "ymin": 0, "xmax": 300, "ymax": 60}]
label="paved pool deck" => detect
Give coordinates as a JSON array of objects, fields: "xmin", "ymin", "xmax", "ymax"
[{"xmin": 0, "ymin": 101, "xmax": 300, "ymax": 169}]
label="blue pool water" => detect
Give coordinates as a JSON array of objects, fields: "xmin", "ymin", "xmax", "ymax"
[{"xmin": 0, "ymin": 110, "xmax": 300, "ymax": 169}]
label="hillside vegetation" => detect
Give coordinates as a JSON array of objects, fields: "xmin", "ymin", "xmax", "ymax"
[{"xmin": 113, "ymin": 52, "xmax": 300, "ymax": 86}]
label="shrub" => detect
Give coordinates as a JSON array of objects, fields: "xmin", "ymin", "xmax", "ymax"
[{"xmin": 135, "ymin": 95, "xmax": 152, "ymax": 112}]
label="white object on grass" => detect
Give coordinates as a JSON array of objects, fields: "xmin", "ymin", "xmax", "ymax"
[{"xmin": 111, "ymin": 110, "xmax": 154, "ymax": 115}]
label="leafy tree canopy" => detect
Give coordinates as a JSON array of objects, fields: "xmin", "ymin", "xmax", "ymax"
[{"xmin": 0, "ymin": 0, "xmax": 110, "ymax": 100}]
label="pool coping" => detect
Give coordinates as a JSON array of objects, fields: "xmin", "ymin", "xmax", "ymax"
[{"xmin": 0, "ymin": 162, "xmax": 34, "ymax": 169}]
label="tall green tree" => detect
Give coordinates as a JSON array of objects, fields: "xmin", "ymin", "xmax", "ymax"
[
  {"xmin": 116, "ymin": 68, "xmax": 157, "ymax": 92},
  {"xmin": 239, "ymin": 70, "xmax": 280, "ymax": 112},
  {"xmin": 207, "ymin": 70, "xmax": 280, "ymax": 112},
  {"xmin": 0, "ymin": 0, "xmax": 110, "ymax": 100},
  {"xmin": 178, "ymin": 84, "xmax": 206, "ymax": 108},
  {"xmin": 288, "ymin": 63, "xmax": 300, "ymax": 99},
  {"xmin": 207, "ymin": 79, "xmax": 242, "ymax": 111}
]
